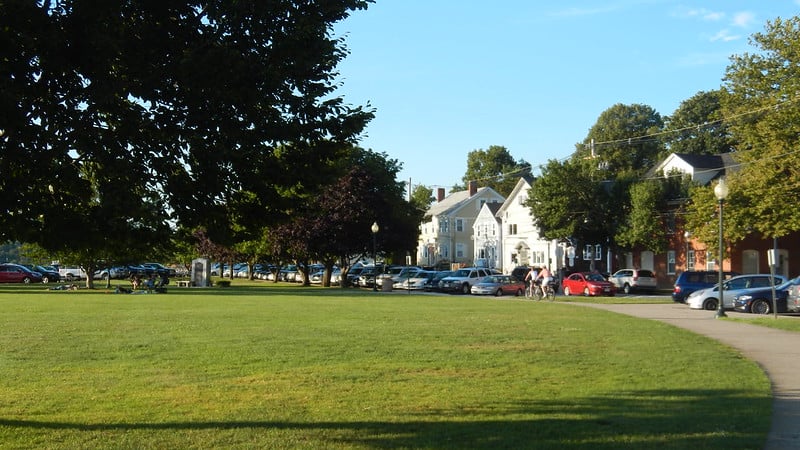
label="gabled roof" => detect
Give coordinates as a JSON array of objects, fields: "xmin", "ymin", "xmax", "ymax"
[
  {"xmin": 648, "ymin": 152, "xmax": 739, "ymax": 182},
  {"xmin": 496, "ymin": 177, "xmax": 532, "ymax": 217},
  {"xmin": 425, "ymin": 186, "xmax": 502, "ymax": 217},
  {"xmin": 479, "ymin": 202, "xmax": 503, "ymax": 223}
]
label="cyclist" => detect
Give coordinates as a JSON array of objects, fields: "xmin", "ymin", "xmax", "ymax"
[
  {"xmin": 536, "ymin": 266, "xmax": 554, "ymax": 299},
  {"xmin": 524, "ymin": 267, "xmax": 539, "ymax": 298}
]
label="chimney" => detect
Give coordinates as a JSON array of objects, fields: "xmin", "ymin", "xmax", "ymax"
[
  {"xmin": 437, "ymin": 188, "xmax": 445, "ymax": 202},
  {"xmin": 468, "ymin": 180, "xmax": 477, "ymax": 197}
]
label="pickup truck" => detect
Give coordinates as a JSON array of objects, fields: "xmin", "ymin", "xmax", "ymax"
[
  {"xmin": 58, "ymin": 266, "xmax": 87, "ymax": 281},
  {"xmin": 438, "ymin": 267, "xmax": 494, "ymax": 294}
]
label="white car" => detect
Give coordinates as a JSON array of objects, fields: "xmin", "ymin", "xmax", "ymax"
[
  {"xmin": 687, "ymin": 274, "xmax": 787, "ymax": 310},
  {"xmin": 394, "ymin": 270, "xmax": 436, "ymax": 290},
  {"xmin": 608, "ymin": 269, "xmax": 657, "ymax": 294}
]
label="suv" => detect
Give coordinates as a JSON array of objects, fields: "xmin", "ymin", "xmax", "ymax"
[
  {"xmin": 608, "ymin": 269, "xmax": 657, "ymax": 294},
  {"xmin": 438, "ymin": 267, "xmax": 493, "ymax": 294},
  {"xmin": 672, "ymin": 270, "xmax": 739, "ymax": 303}
]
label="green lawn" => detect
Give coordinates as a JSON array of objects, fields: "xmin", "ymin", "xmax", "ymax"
[{"xmin": 0, "ymin": 282, "xmax": 771, "ymax": 449}]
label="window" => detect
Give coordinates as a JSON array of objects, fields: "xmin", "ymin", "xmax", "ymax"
[
  {"xmin": 455, "ymin": 243, "xmax": 465, "ymax": 258},
  {"xmin": 594, "ymin": 245, "xmax": 602, "ymax": 261},
  {"xmin": 508, "ymin": 224, "xmax": 517, "ymax": 235},
  {"xmin": 455, "ymin": 219, "xmax": 464, "ymax": 232},
  {"xmin": 439, "ymin": 218, "xmax": 449, "ymax": 233},
  {"xmin": 706, "ymin": 251, "xmax": 715, "ymax": 270},
  {"xmin": 440, "ymin": 244, "xmax": 449, "ymax": 259},
  {"xmin": 583, "ymin": 245, "xmax": 592, "ymax": 260},
  {"xmin": 688, "ymin": 250, "xmax": 695, "ymax": 270},
  {"xmin": 667, "ymin": 250, "xmax": 676, "ymax": 275}
]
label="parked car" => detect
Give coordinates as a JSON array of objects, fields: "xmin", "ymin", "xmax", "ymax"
[
  {"xmin": 672, "ymin": 270, "xmax": 739, "ymax": 303},
  {"xmin": 424, "ymin": 270, "xmax": 453, "ymax": 292},
  {"xmin": 562, "ymin": 272, "xmax": 616, "ymax": 297},
  {"xmin": 94, "ymin": 266, "xmax": 130, "ymax": 280},
  {"xmin": 345, "ymin": 266, "xmax": 365, "ymax": 287},
  {"xmin": 23, "ymin": 265, "xmax": 60, "ymax": 283},
  {"xmin": 510, "ymin": 266, "xmax": 534, "ymax": 281},
  {"xmin": 470, "ymin": 275, "xmax": 526, "ymax": 297},
  {"xmin": 58, "ymin": 265, "xmax": 87, "ymax": 281},
  {"xmin": 127, "ymin": 264, "xmax": 148, "ymax": 277},
  {"xmin": 142, "ymin": 263, "xmax": 177, "ymax": 277},
  {"xmin": 309, "ymin": 268, "xmax": 342, "ymax": 285},
  {"xmin": 733, "ymin": 277, "xmax": 800, "ymax": 314},
  {"xmin": 686, "ymin": 274, "xmax": 786, "ymax": 311},
  {"xmin": 608, "ymin": 269, "xmax": 657, "ymax": 294},
  {"xmin": 788, "ymin": 277, "xmax": 800, "ymax": 313},
  {"xmin": 395, "ymin": 270, "xmax": 437, "ymax": 290},
  {"xmin": 358, "ymin": 266, "xmax": 382, "ymax": 288},
  {"xmin": 0, "ymin": 263, "xmax": 43, "ymax": 284},
  {"xmin": 438, "ymin": 267, "xmax": 493, "ymax": 294}
]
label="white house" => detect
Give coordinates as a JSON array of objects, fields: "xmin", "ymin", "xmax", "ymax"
[
  {"xmin": 495, "ymin": 178, "xmax": 563, "ymax": 273},
  {"xmin": 649, "ymin": 152, "xmax": 734, "ymax": 185},
  {"xmin": 417, "ymin": 181, "xmax": 505, "ymax": 269},
  {"xmin": 473, "ymin": 201, "xmax": 503, "ymax": 269}
]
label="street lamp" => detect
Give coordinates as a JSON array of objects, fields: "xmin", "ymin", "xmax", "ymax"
[
  {"xmin": 714, "ymin": 178, "xmax": 729, "ymax": 319},
  {"xmin": 684, "ymin": 230, "xmax": 691, "ymax": 271},
  {"xmin": 371, "ymin": 221, "xmax": 379, "ymax": 292}
]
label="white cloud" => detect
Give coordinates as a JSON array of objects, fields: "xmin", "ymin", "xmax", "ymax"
[
  {"xmin": 679, "ymin": 7, "xmax": 725, "ymax": 21},
  {"xmin": 731, "ymin": 11, "xmax": 756, "ymax": 28},
  {"xmin": 710, "ymin": 29, "xmax": 741, "ymax": 42}
]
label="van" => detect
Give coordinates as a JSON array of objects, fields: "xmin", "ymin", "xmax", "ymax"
[{"xmin": 672, "ymin": 270, "xmax": 738, "ymax": 303}]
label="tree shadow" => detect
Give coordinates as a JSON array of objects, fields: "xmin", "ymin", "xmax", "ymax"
[{"xmin": 0, "ymin": 388, "xmax": 770, "ymax": 449}]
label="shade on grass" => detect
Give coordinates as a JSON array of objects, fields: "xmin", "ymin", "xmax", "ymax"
[{"xmin": 0, "ymin": 284, "xmax": 770, "ymax": 449}]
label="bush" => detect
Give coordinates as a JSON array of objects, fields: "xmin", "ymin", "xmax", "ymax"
[{"xmin": 215, "ymin": 280, "xmax": 231, "ymax": 288}]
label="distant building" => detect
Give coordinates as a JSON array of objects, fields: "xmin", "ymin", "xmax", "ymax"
[
  {"xmin": 495, "ymin": 177, "xmax": 562, "ymax": 273},
  {"xmin": 473, "ymin": 201, "xmax": 503, "ymax": 269},
  {"xmin": 417, "ymin": 181, "xmax": 504, "ymax": 269}
]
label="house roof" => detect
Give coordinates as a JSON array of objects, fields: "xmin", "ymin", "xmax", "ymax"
[
  {"xmin": 425, "ymin": 186, "xmax": 502, "ymax": 217},
  {"xmin": 496, "ymin": 177, "xmax": 532, "ymax": 216},
  {"xmin": 648, "ymin": 152, "xmax": 739, "ymax": 181},
  {"xmin": 485, "ymin": 202, "xmax": 503, "ymax": 216}
]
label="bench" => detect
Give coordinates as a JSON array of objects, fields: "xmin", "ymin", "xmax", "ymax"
[{"xmin": 175, "ymin": 280, "xmax": 191, "ymax": 288}]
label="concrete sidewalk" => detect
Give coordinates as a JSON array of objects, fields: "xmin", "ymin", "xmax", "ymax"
[{"xmin": 576, "ymin": 302, "xmax": 800, "ymax": 450}]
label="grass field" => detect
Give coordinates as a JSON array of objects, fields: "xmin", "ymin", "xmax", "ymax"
[{"xmin": 0, "ymin": 282, "xmax": 771, "ymax": 449}]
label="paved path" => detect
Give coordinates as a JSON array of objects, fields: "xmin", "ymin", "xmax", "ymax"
[{"xmin": 575, "ymin": 302, "xmax": 800, "ymax": 450}]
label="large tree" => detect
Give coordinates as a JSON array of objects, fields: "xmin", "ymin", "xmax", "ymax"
[
  {"xmin": 455, "ymin": 145, "xmax": 532, "ymax": 197},
  {"xmin": 525, "ymin": 158, "xmax": 614, "ymax": 247},
  {"xmin": 574, "ymin": 103, "xmax": 665, "ymax": 179},
  {"xmin": 719, "ymin": 16, "xmax": 800, "ymax": 241},
  {"xmin": 0, "ymin": 1, "xmax": 374, "ymax": 286},
  {"xmin": 663, "ymin": 90, "xmax": 736, "ymax": 157}
]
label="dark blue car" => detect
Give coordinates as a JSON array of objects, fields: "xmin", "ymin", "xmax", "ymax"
[{"xmin": 733, "ymin": 277, "xmax": 800, "ymax": 314}]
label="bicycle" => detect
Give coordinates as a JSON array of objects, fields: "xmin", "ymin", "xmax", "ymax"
[
  {"xmin": 541, "ymin": 282, "xmax": 555, "ymax": 301},
  {"xmin": 528, "ymin": 280, "xmax": 546, "ymax": 301}
]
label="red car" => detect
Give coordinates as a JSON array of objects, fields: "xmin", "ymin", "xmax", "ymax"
[
  {"xmin": 562, "ymin": 272, "xmax": 616, "ymax": 297},
  {"xmin": 0, "ymin": 263, "xmax": 44, "ymax": 284}
]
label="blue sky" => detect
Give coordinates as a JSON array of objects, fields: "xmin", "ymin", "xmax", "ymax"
[{"xmin": 334, "ymin": 1, "xmax": 800, "ymax": 193}]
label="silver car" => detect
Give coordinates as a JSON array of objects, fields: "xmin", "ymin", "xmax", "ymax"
[{"xmin": 686, "ymin": 274, "xmax": 787, "ymax": 310}]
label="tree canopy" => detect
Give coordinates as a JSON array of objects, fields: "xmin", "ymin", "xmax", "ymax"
[
  {"xmin": 0, "ymin": 1, "xmax": 375, "ymax": 285},
  {"xmin": 663, "ymin": 90, "xmax": 735, "ymax": 156},
  {"xmin": 718, "ymin": 16, "xmax": 800, "ymax": 240},
  {"xmin": 456, "ymin": 145, "xmax": 532, "ymax": 197}
]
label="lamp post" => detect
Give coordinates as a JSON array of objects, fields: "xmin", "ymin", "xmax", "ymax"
[
  {"xmin": 714, "ymin": 178, "xmax": 729, "ymax": 319},
  {"xmin": 684, "ymin": 230, "xmax": 691, "ymax": 271},
  {"xmin": 371, "ymin": 221, "xmax": 379, "ymax": 291}
]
